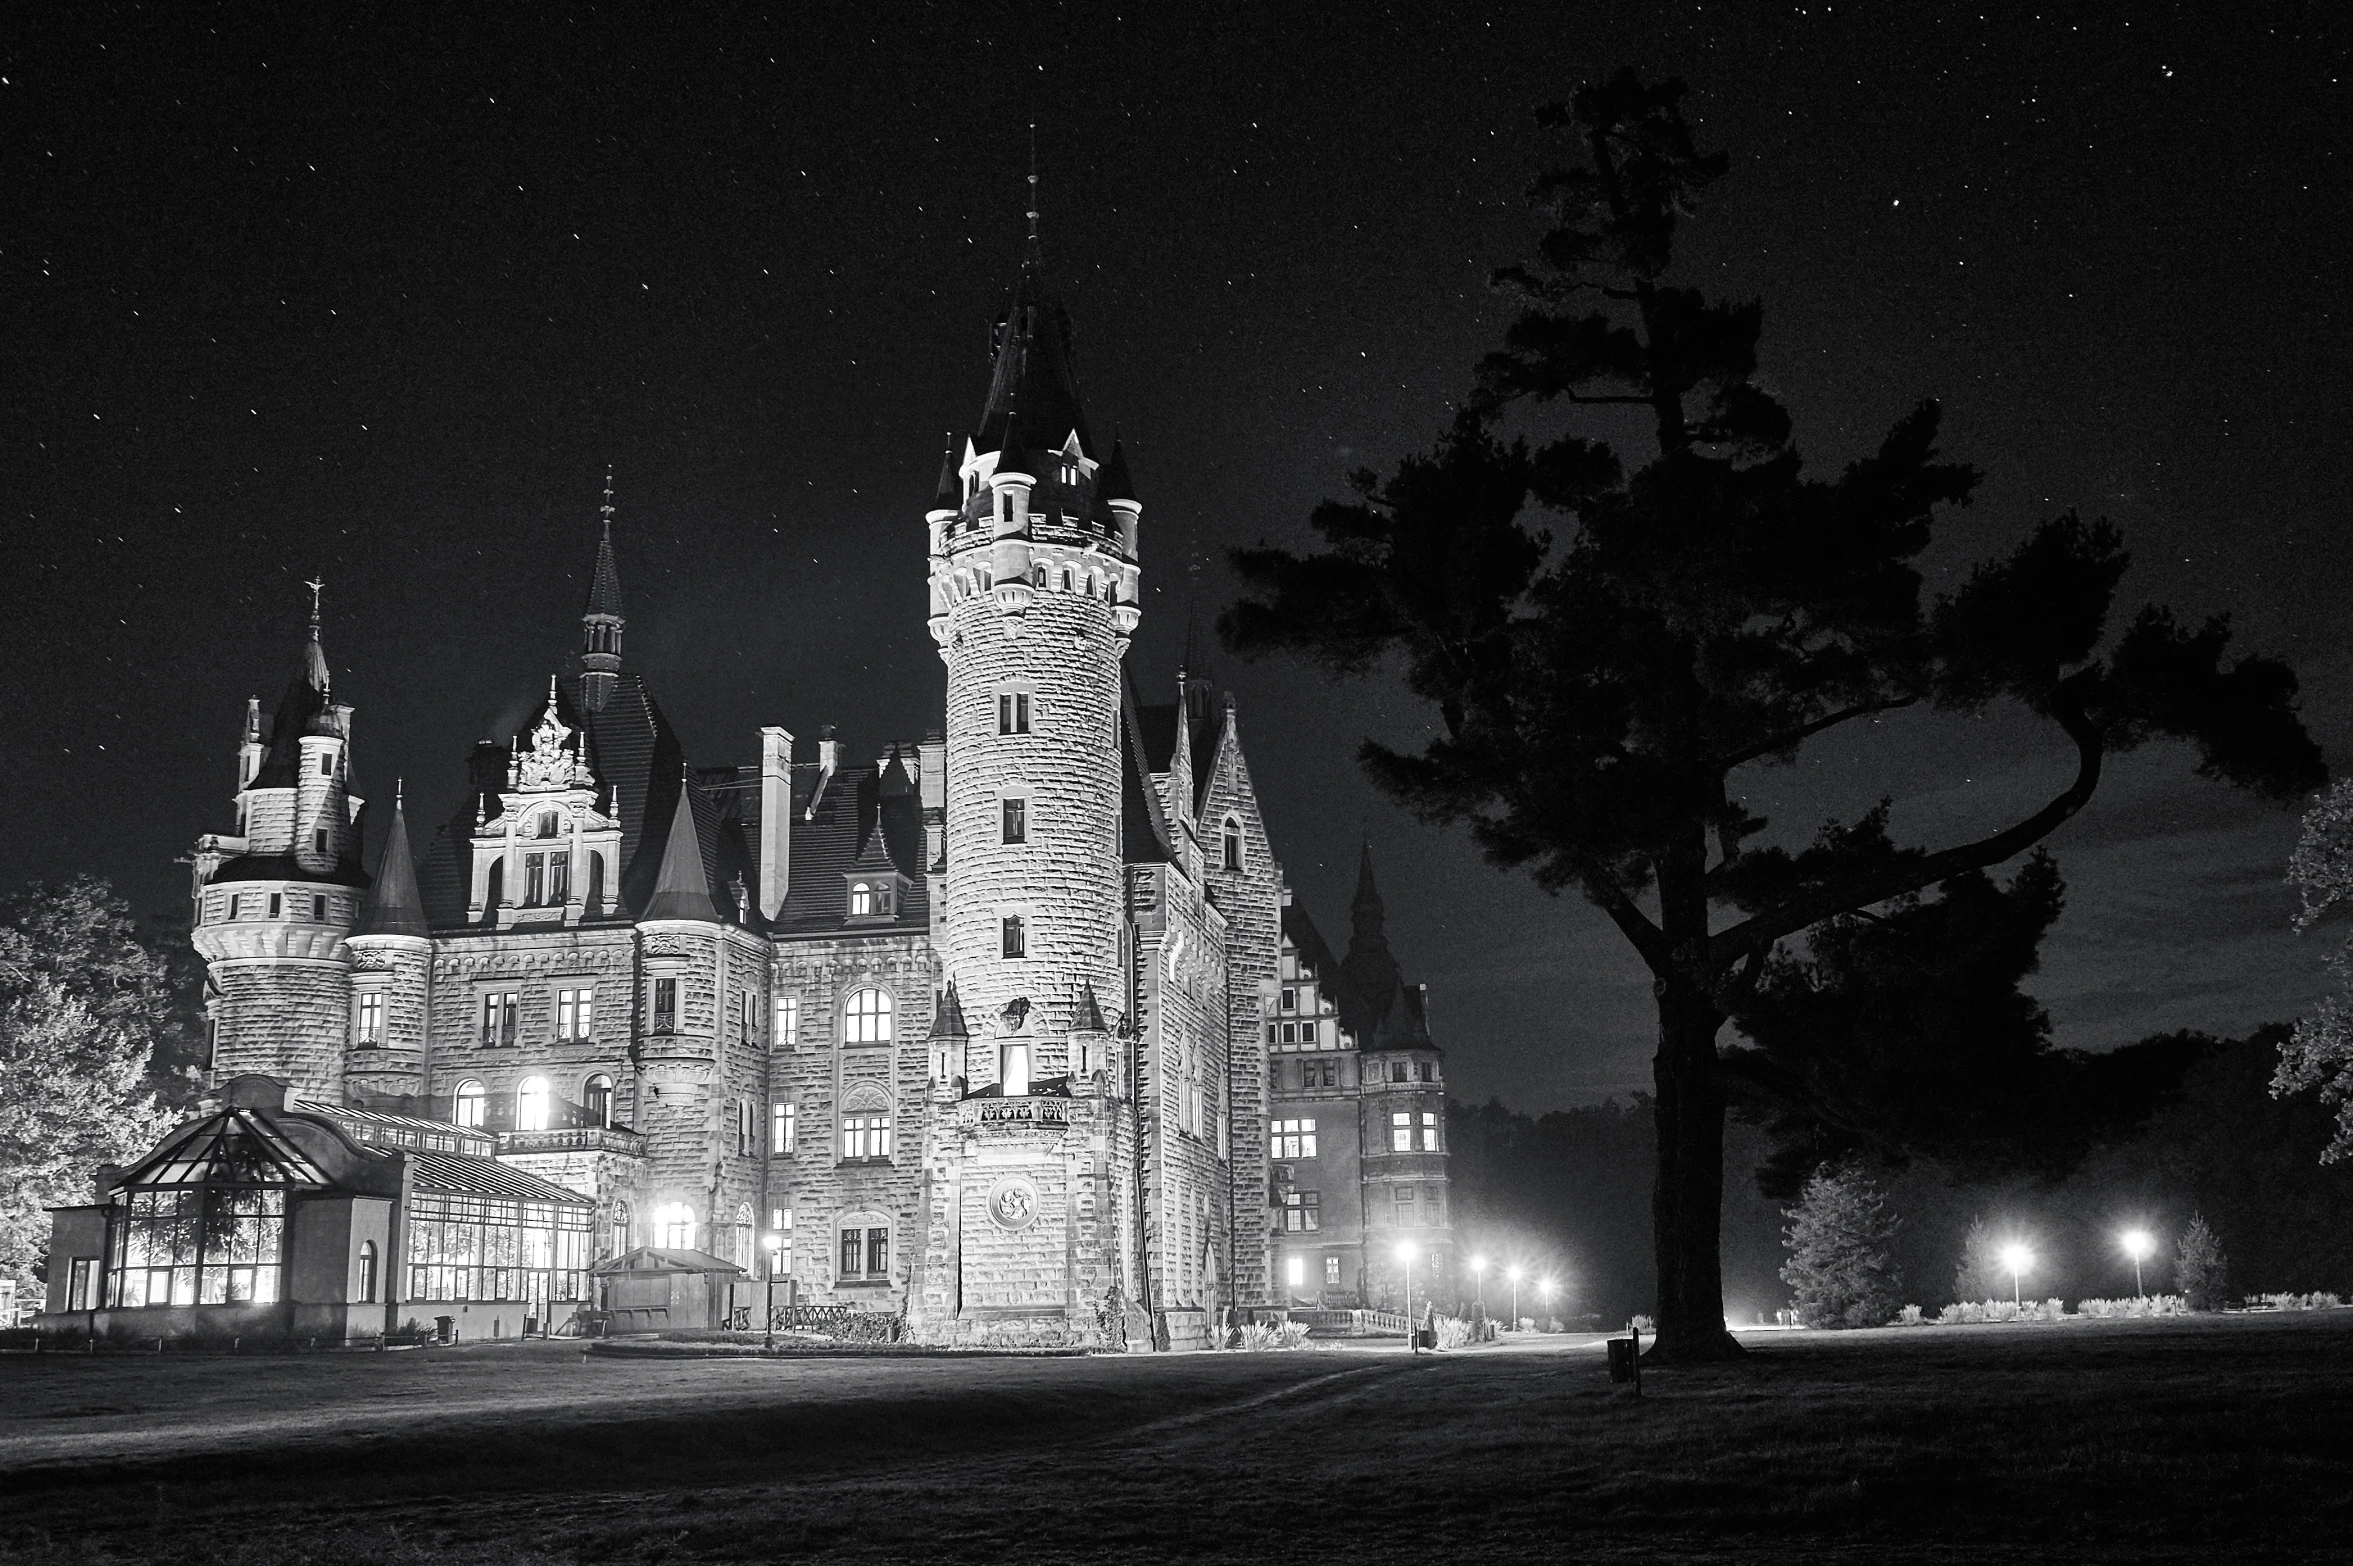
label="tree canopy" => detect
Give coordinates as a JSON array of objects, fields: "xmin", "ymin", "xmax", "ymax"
[
  {"xmin": 0, "ymin": 877, "xmax": 190, "ymax": 1293},
  {"xmin": 1222, "ymin": 68, "xmax": 2323, "ymax": 1359}
]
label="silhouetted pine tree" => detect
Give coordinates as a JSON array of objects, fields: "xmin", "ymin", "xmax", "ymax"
[
  {"xmin": 2174, "ymin": 1214, "xmax": 2230, "ymax": 1309},
  {"xmin": 1223, "ymin": 69, "xmax": 2322, "ymax": 1359},
  {"xmin": 1779, "ymin": 1161, "xmax": 1902, "ymax": 1328}
]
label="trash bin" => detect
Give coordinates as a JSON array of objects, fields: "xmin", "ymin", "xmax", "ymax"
[
  {"xmin": 1607, "ymin": 1336, "xmax": 1638, "ymax": 1383},
  {"xmin": 435, "ymin": 1315, "xmax": 455, "ymax": 1345},
  {"xmin": 1416, "ymin": 1327, "xmax": 1436, "ymax": 1350}
]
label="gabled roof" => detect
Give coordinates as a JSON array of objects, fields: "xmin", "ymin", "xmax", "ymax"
[
  {"xmin": 357, "ymin": 798, "xmax": 430, "ymax": 937},
  {"xmin": 591, "ymin": 1246, "xmax": 744, "ymax": 1276},
  {"xmin": 929, "ymin": 983, "xmax": 970, "ymax": 1039},
  {"xmin": 408, "ymin": 1149, "xmax": 595, "ymax": 1206}
]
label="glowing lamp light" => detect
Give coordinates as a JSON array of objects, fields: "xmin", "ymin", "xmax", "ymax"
[
  {"xmin": 2121, "ymin": 1229, "xmax": 2155, "ymax": 1297},
  {"xmin": 1394, "ymin": 1239, "xmax": 1420, "ymax": 1263},
  {"xmin": 1999, "ymin": 1242, "xmax": 2034, "ymax": 1307}
]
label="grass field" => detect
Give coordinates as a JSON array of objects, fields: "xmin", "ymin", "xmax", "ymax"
[{"xmin": 3, "ymin": 1312, "xmax": 2350, "ymax": 1563}]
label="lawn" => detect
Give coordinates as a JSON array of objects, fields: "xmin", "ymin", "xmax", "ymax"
[{"xmin": 3, "ymin": 1312, "xmax": 2349, "ymax": 1563}]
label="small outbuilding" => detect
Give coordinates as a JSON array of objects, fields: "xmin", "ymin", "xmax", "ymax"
[{"xmin": 592, "ymin": 1247, "xmax": 749, "ymax": 1332}]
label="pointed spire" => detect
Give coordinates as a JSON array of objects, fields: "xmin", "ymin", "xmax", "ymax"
[
  {"xmin": 640, "ymin": 775, "xmax": 720, "ymax": 922},
  {"xmin": 931, "ymin": 434, "xmax": 961, "ymax": 515},
  {"xmin": 929, "ymin": 981, "xmax": 971, "ymax": 1039},
  {"xmin": 302, "ymin": 577, "xmax": 331, "ymax": 693},
  {"xmin": 974, "ymin": 216, "xmax": 1091, "ymax": 460},
  {"xmin": 1071, "ymin": 979, "xmax": 1107, "ymax": 1034},
  {"xmin": 581, "ymin": 471, "xmax": 626, "ymax": 713},
  {"xmin": 1352, "ymin": 839, "xmax": 1384, "ymax": 928},
  {"xmin": 358, "ymin": 784, "xmax": 429, "ymax": 938},
  {"xmin": 1097, "ymin": 437, "xmax": 1138, "ymax": 505}
]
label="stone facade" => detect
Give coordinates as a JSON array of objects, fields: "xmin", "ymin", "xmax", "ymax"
[{"xmin": 158, "ymin": 236, "xmax": 1452, "ymax": 1350}]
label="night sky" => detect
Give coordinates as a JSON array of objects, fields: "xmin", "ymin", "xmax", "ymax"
[{"xmin": 9, "ymin": 3, "xmax": 2351, "ymax": 1112}]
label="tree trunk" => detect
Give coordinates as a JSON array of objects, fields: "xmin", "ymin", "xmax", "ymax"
[{"xmin": 1648, "ymin": 977, "xmax": 1743, "ymax": 1362}]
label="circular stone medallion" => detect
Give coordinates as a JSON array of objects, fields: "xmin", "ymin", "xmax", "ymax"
[{"xmin": 986, "ymin": 1176, "xmax": 1042, "ymax": 1231}]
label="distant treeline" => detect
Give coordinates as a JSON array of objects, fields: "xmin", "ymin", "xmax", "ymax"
[{"xmin": 1447, "ymin": 1027, "xmax": 2353, "ymax": 1325}]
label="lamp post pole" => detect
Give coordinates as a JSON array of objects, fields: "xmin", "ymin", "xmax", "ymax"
[
  {"xmin": 2122, "ymin": 1231, "xmax": 2153, "ymax": 1298},
  {"xmin": 1507, "ymin": 1267, "xmax": 1522, "ymax": 1332},
  {"xmin": 761, "ymin": 1232, "xmax": 782, "ymax": 1352},
  {"xmin": 1396, "ymin": 1241, "xmax": 1419, "ymax": 1354}
]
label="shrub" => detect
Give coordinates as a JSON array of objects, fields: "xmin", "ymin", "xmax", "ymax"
[
  {"xmin": 1896, "ymin": 1304, "xmax": 1925, "ymax": 1325},
  {"xmin": 1953, "ymin": 1216, "xmax": 2009, "ymax": 1305},
  {"xmin": 1433, "ymin": 1315, "xmax": 1475, "ymax": 1350},
  {"xmin": 2079, "ymin": 1295, "xmax": 2190, "ymax": 1318},
  {"xmin": 2174, "ymin": 1214, "xmax": 2230, "ymax": 1310},
  {"xmin": 1935, "ymin": 1297, "xmax": 2069, "ymax": 1324},
  {"xmin": 2254, "ymin": 1291, "xmax": 2343, "ymax": 1311},
  {"xmin": 1230, "ymin": 1319, "xmax": 1315, "ymax": 1351},
  {"xmin": 1780, "ymin": 1160, "xmax": 1904, "ymax": 1328}
]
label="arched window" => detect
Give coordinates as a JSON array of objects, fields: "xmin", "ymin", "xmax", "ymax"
[
  {"xmin": 356, "ymin": 1239, "xmax": 378, "ymax": 1304},
  {"xmin": 734, "ymin": 1202, "xmax": 755, "ymax": 1270},
  {"xmin": 849, "ymin": 882, "xmax": 874, "ymax": 917},
  {"xmin": 536, "ymin": 811, "xmax": 561, "ymax": 839},
  {"xmin": 844, "ymin": 987, "xmax": 894, "ymax": 1044},
  {"xmin": 839, "ymin": 1081, "xmax": 895, "ymax": 1161},
  {"xmin": 1222, "ymin": 817, "xmax": 1243, "ymax": 872},
  {"xmin": 611, "ymin": 1199, "xmax": 632, "ymax": 1259},
  {"xmin": 582, "ymin": 1074, "xmax": 614, "ymax": 1128},
  {"xmin": 453, "ymin": 1080, "xmax": 486, "ymax": 1128},
  {"xmin": 515, "ymin": 1076, "xmax": 551, "ymax": 1132}
]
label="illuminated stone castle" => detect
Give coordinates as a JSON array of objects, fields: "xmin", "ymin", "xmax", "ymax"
[{"xmin": 61, "ymin": 235, "xmax": 1452, "ymax": 1349}]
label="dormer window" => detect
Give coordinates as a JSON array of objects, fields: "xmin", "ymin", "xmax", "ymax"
[
  {"xmin": 849, "ymin": 881, "xmax": 892, "ymax": 918},
  {"xmin": 1060, "ymin": 456, "xmax": 1080, "ymax": 487},
  {"xmin": 536, "ymin": 811, "xmax": 561, "ymax": 839},
  {"xmin": 318, "ymin": 754, "xmax": 333, "ymax": 777}
]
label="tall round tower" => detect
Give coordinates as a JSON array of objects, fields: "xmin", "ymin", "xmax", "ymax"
[
  {"xmin": 928, "ymin": 235, "xmax": 1142, "ymax": 1091},
  {"xmin": 189, "ymin": 586, "xmax": 365, "ymax": 1100}
]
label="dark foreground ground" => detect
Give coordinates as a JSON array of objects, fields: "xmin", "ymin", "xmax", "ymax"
[{"xmin": 3, "ymin": 1312, "xmax": 2350, "ymax": 1564}]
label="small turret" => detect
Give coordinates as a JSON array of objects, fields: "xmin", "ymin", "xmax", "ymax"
[
  {"xmin": 581, "ymin": 470, "xmax": 625, "ymax": 714},
  {"xmin": 347, "ymin": 782, "xmax": 432, "ymax": 1101},
  {"xmin": 640, "ymin": 777, "xmax": 720, "ymax": 923}
]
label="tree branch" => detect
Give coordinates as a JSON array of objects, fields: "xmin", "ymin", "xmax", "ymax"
[
  {"xmin": 1574, "ymin": 853, "xmax": 1674, "ymax": 973},
  {"xmin": 1707, "ymin": 689, "xmax": 2103, "ymax": 969},
  {"xmin": 1717, "ymin": 696, "xmax": 1920, "ymax": 771}
]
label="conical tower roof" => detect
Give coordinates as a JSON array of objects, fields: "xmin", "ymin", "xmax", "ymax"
[
  {"xmin": 357, "ymin": 789, "xmax": 430, "ymax": 938},
  {"xmin": 929, "ymin": 982, "xmax": 971, "ymax": 1039},
  {"xmin": 1097, "ymin": 437, "xmax": 1138, "ymax": 504},
  {"xmin": 586, "ymin": 522, "xmax": 624, "ymax": 619},
  {"xmin": 931, "ymin": 436, "xmax": 961, "ymax": 513},
  {"xmin": 974, "ymin": 243, "xmax": 1093, "ymax": 460},
  {"xmin": 640, "ymin": 777, "xmax": 720, "ymax": 922}
]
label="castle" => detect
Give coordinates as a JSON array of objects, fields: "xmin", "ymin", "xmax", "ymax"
[{"xmin": 43, "ymin": 236, "xmax": 1452, "ymax": 1349}]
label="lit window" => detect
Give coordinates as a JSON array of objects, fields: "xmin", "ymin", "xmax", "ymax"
[
  {"xmin": 737, "ymin": 1098, "xmax": 753, "ymax": 1157},
  {"xmin": 108, "ymin": 1187, "xmax": 286, "ymax": 1308},
  {"xmin": 1060, "ymin": 456, "xmax": 1079, "ymax": 486},
  {"xmin": 582, "ymin": 1074, "xmax": 614, "ymax": 1127},
  {"xmin": 772, "ymin": 1101, "xmax": 797, "ymax": 1154},
  {"xmin": 480, "ymin": 993, "xmax": 519, "ymax": 1047},
  {"xmin": 841, "ymin": 1114, "xmax": 894, "ymax": 1160},
  {"xmin": 1282, "ymin": 1190, "xmax": 1321, "ymax": 1233},
  {"xmin": 1002, "ymin": 798, "xmax": 1027, "ymax": 844},
  {"xmin": 652, "ymin": 977, "xmax": 678, "ymax": 1032},
  {"xmin": 516, "ymin": 1077, "xmax": 551, "ymax": 1131},
  {"xmin": 1421, "ymin": 1111, "xmax": 1440, "ymax": 1151},
  {"xmin": 655, "ymin": 1202, "xmax": 695, "ymax": 1251},
  {"xmin": 1285, "ymin": 1255, "xmax": 1304, "ymax": 1288},
  {"xmin": 1391, "ymin": 1111, "xmax": 1413, "ymax": 1153},
  {"xmin": 770, "ymin": 1208, "xmax": 793, "ymax": 1278},
  {"xmin": 556, "ymin": 987, "xmax": 594, "ymax": 1041},
  {"xmin": 1324, "ymin": 1254, "xmax": 1343, "ymax": 1286},
  {"xmin": 357, "ymin": 1240, "xmax": 377, "ymax": 1303},
  {"xmin": 453, "ymin": 1080, "xmax": 486, "ymax": 1128},
  {"xmin": 355, "ymin": 992, "xmax": 384, "ymax": 1046},
  {"xmin": 850, "ymin": 882, "xmax": 874, "ymax": 916},
  {"xmin": 1001, "ymin": 1039, "xmax": 1032, "ymax": 1097},
  {"xmin": 1001, "ymin": 915, "xmax": 1026, "ymax": 959},
  {"xmin": 774, "ymin": 995, "xmax": 800, "ymax": 1049},
  {"xmin": 844, "ymin": 987, "xmax": 894, "ymax": 1044},
  {"xmin": 1272, "ymin": 1119, "xmax": 1318, "ymax": 1159}
]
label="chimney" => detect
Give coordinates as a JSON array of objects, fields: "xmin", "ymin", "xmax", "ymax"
[
  {"xmin": 758, "ymin": 725, "xmax": 794, "ymax": 920},
  {"xmin": 804, "ymin": 725, "xmax": 840, "ymax": 820}
]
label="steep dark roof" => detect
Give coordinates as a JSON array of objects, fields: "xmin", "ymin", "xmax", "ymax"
[
  {"xmin": 208, "ymin": 852, "xmax": 369, "ymax": 889},
  {"xmin": 357, "ymin": 800, "xmax": 430, "ymax": 937},
  {"xmin": 1071, "ymin": 980, "xmax": 1107, "ymax": 1033},
  {"xmin": 931, "ymin": 439, "xmax": 961, "ymax": 512},
  {"xmin": 248, "ymin": 673, "xmax": 328, "ymax": 789},
  {"xmin": 417, "ymin": 673, "xmax": 758, "ymax": 929},
  {"xmin": 585, "ymin": 523, "xmax": 624, "ymax": 619},
  {"xmin": 767, "ymin": 758, "xmax": 931, "ymax": 937},
  {"xmin": 1133, "ymin": 700, "xmax": 1182, "ymax": 774},
  {"xmin": 1119, "ymin": 678, "xmax": 1173, "ymax": 865},
  {"xmin": 641, "ymin": 779, "xmax": 722, "ymax": 922},
  {"xmin": 929, "ymin": 983, "xmax": 970, "ymax": 1039},
  {"xmin": 975, "ymin": 247, "xmax": 1094, "ymax": 459}
]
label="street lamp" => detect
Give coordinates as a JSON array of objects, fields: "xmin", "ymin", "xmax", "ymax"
[
  {"xmin": 2121, "ymin": 1230, "xmax": 2154, "ymax": 1297},
  {"xmin": 1396, "ymin": 1239, "xmax": 1420, "ymax": 1353},
  {"xmin": 760, "ymin": 1230, "xmax": 783, "ymax": 1351},
  {"xmin": 1538, "ymin": 1276, "xmax": 1556, "ymax": 1330},
  {"xmin": 1470, "ymin": 1255, "xmax": 1487, "ymax": 1311},
  {"xmin": 1506, "ymin": 1265, "xmax": 1524, "ymax": 1331},
  {"xmin": 1999, "ymin": 1243, "xmax": 2033, "ymax": 1308}
]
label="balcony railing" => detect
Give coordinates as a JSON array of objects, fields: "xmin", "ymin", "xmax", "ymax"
[
  {"xmin": 498, "ymin": 1124, "xmax": 649, "ymax": 1157},
  {"xmin": 954, "ymin": 1096, "xmax": 1074, "ymax": 1130}
]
